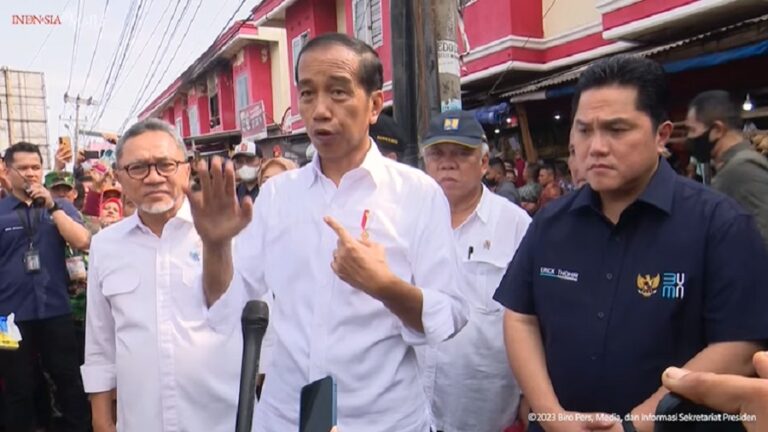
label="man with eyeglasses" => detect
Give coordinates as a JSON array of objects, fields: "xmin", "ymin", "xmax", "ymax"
[{"xmin": 81, "ymin": 118, "xmax": 249, "ymax": 432}]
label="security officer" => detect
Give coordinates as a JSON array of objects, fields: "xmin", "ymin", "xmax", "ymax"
[
  {"xmin": 494, "ymin": 56, "xmax": 768, "ymax": 432},
  {"xmin": 369, "ymin": 113, "xmax": 405, "ymax": 161}
]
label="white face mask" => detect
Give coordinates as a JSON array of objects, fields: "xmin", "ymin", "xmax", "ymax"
[{"xmin": 237, "ymin": 165, "xmax": 259, "ymax": 182}]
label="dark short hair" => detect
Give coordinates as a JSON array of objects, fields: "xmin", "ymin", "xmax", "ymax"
[
  {"xmin": 573, "ymin": 55, "xmax": 669, "ymax": 128},
  {"xmin": 688, "ymin": 90, "xmax": 742, "ymax": 130},
  {"xmin": 539, "ymin": 163, "xmax": 555, "ymax": 175},
  {"xmin": 3, "ymin": 142, "xmax": 43, "ymax": 165},
  {"xmin": 488, "ymin": 157, "xmax": 505, "ymax": 173},
  {"xmin": 295, "ymin": 33, "xmax": 383, "ymax": 94}
]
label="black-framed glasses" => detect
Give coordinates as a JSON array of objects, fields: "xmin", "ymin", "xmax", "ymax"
[{"xmin": 121, "ymin": 160, "xmax": 188, "ymax": 180}]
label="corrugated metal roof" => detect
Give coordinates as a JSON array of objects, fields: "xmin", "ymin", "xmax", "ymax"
[{"xmin": 502, "ymin": 13, "xmax": 768, "ymax": 98}]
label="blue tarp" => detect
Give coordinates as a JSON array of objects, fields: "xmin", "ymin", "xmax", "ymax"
[{"xmin": 663, "ymin": 39, "xmax": 768, "ymax": 73}]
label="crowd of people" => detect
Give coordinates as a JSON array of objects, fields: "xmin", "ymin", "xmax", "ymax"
[{"xmin": 0, "ymin": 32, "xmax": 767, "ymax": 432}]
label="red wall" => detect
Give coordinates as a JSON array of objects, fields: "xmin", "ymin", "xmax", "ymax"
[
  {"xmin": 246, "ymin": 44, "xmax": 275, "ymax": 124},
  {"xmin": 215, "ymin": 68, "xmax": 236, "ymax": 131},
  {"xmin": 603, "ymin": 0, "xmax": 698, "ymax": 30},
  {"xmin": 461, "ymin": 0, "xmax": 543, "ymax": 47},
  {"xmin": 187, "ymin": 87, "xmax": 211, "ymax": 135},
  {"xmin": 173, "ymin": 98, "xmax": 190, "ymax": 137}
]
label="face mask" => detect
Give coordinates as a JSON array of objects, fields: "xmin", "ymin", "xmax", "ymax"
[
  {"xmin": 687, "ymin": 127, "xmax": 714, "ymax": 163},
  {"xmin": 237, "ymin": 165, "xmax": 259, "ymax": 182}
]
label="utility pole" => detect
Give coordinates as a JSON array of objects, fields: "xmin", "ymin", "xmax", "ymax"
[
  {"xmin": 432, "ymin": 0, "xmax": 462, "ymax": 112},
  {"xmin": 63, "ymin": 93, "xmax": 98, "ymax": 167},
  {"xmin": 391, "ymin": 0, "xmax": 440, "ymax": 167}
]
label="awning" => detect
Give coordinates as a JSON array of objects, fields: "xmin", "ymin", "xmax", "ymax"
[{"xmin": 503, "ymin": 13, "xmax": 768, "ymax": 100}]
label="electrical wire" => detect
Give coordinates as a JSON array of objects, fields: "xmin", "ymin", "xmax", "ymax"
[
  {"xmin": 65, "ymin": 0, "xmax": 86, "ymax": 93},
  {"xmin": 79, "ymin": 0, "xmax": 112, "ymax": 96}
]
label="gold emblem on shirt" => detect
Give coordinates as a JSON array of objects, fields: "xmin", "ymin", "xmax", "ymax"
[{"xmin": 636, "ymin": 274, "xmax": 660, "ymax": 298}]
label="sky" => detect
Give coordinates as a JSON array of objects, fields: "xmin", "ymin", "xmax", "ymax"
[{"xmin": 1, "ymin": 0, "xmax": 255, "ymax": 153}]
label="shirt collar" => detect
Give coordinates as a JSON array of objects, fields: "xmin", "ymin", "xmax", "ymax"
[
  {"xmin": 0, "ymin": 194, "xmax": 26, "ymax": 210},
  {"xmin": 569, "ymin": 158, "xmax": 676, "ymax": 215},
  {"xmin": 304, "ymin": 138, "xmax": 387, "ymax": 188},
  {"xmin": 720, "ymin": 141, "xmax": 752, "ymax": 166},
  {"xmin": 454, "ymin": 186, "xmax": 492, "ymax": 231}
]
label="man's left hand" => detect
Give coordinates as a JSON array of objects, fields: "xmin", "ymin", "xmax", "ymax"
[
  {"xmin": 324, "ymin": 216, "xmax": 394, "ymax": 298},
  {"xmin": 630, "ymin": 394, "xmax": 661, "ymax": 432},
  {"xmin": 26, "ymin": 183, "xmax": 54, "ymax": 209}
]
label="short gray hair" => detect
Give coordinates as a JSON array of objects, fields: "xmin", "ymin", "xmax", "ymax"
[{"xmin": 116, "ymin": 118, "xmax": 187, "ymax": 165}]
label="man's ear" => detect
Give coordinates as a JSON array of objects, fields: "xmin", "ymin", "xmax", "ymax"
[
  {"xmin": 369, "ymin": 90, "xmax": 384, "ymax": 125},
  {"xmin": 656, "ymin": 120, "xmax": 674, "ymax": 153}
]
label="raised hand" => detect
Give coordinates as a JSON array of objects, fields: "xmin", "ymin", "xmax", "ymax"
[
  {"xmin": 185, "ymin": 157, "xmax": 253, "ymax": 246},
  {"xmin": 324, "ymin": 216, "xmax": 394, "ymax": 298}
]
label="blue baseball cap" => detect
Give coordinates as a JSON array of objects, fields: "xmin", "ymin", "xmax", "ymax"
[{"xmin": 422, "ymin": 110, "xmax": 487, "ymax": 149}]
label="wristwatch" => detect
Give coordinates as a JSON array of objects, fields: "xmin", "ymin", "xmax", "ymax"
[{"xmin": 47, "ymin": 201, "xmax": 62, "ymax": 215}]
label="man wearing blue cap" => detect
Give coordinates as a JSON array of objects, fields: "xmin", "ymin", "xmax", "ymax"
[{"xmin": 421, "ymin": 110, "xmax": 531, "ymax": 432}]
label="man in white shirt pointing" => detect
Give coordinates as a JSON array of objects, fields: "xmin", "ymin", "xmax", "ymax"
[{"xmin": 186, "ymin": 33, "xmax": 469, "ymax": 432}]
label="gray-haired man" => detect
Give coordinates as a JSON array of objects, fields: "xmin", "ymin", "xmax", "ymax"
[{"xmin": 81, "ymin": 119, "xmax": 247, "ymax": 432}]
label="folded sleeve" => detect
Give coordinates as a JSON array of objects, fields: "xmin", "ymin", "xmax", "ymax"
[
  {"xmin": 80, "ymin": 238, "xmax": 116, "ymax": 393},
  {"xmin": 402, "ymin": 183, "xmax": 469, "ymax": 346}
]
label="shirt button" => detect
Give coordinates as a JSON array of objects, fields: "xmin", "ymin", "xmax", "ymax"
[
  {"xmin": 597, "ymin": 312, "xmax": 605, "ymax": 319},
  {"xmin": 606, "ymin": 273, "xmax": 613, "ymax": 280}
]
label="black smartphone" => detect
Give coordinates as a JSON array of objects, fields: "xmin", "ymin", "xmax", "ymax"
[
  {"xmin": 83, "ymin": 150, "xmax": 101, "ymax": 160},
  {"xmin": 654, "ymin": 393, "xmax": 746, "ymax": 432},
  {"xmin": 299, "ymin": 376, "xmax": 337, "ymax": 432}
]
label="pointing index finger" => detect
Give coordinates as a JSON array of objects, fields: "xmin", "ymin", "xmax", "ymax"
[{"xmin": 324, "ymin": 216, "xmax": 354, "ymax": 243}]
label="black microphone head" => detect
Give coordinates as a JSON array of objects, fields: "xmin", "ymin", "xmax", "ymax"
[{"xmin": 242, "ymin": 300, "xmax": 269, "ymax": 329}]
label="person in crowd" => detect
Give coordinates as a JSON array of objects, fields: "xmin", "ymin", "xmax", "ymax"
[
  {"xmin": 0, "ymin": 142, "xmax": 91, "ymax": 432},
  {"xmin": 187, "ymin": 33, "xmax": 468, "ymax": 432},
  {"xmin": 512, "ymin": 151, "xmax": 527, "ymax": 188},
  {"xmin": 98, "ymin": 198, "xmax": 123, "ymax": 228},
  {"xmin": 536, "ymin": 163, "xmax": 563, "ymax": 208},
  {"xmin": 661, "ymin": 351, "xmax": 768, "ymax": 432},
  {"xmin": 422, "ymin": 110, "xmax": 531, "ymax": 432},
  {"xmin": 45, "ymin": 171, "xmax": 78, "ymax": 204},
  {"xmin": 503, "ymin": 160, "xmax": 517, "ymax": 184},
  {"xmin": 494, "ymin": 55, "xmax": 768, "ymax": 432},
  {"xmin": 567, "ymin": 143, "xmax": 587, "ymax": 189},
  {"xmin": 485, "ymin": 157, "xmax": 520, "ymax": 204},
  {"xmin": 258, "ymin": 157, "xmax": 298, "ymax": 187},
  {"xmin": 369, "ymin": 113, "xmax": 405, "ymax": 161},
  {"xmin": 82, "ymin": 118, "xmax": 256, "ymax": 432},
  {"xmin": 686, "ymin": 90, "xmax": 768, "ymax": 249},
  {"xmin": 232, "ymin": 141, "xmax": 263, "ymax": 203}
]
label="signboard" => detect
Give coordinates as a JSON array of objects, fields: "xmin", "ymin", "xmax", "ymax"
[{"xmin": 239, "ymin": 100, "xmax": 267, "ymax": 141}]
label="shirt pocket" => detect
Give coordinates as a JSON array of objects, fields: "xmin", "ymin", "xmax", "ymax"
[
  {"xmin": 102, "ymin": 270, "xmax": 140, "ymax": 297},
  {"xmin": 464, "ymin": 250, "xmax": 510, "ymax": 313}
]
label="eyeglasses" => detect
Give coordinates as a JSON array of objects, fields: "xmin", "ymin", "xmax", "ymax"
[{"xmin": 121, "ymin": 160, "xmax": 188, "ymax": 180}]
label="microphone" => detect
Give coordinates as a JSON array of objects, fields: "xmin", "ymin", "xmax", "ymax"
[
  {"xmin": 699, "ymin": 162, "xmax": 711, "ymax": 185},
  {"xmin": 235, "ymin": 300, "xmax": 269, "ymax": 432}
]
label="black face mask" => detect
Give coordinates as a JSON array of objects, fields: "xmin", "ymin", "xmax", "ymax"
[{"xmin": 687, "ymin": 127, "xmax": 714, "ymax": 163}]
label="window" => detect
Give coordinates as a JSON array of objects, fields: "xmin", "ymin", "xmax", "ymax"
[
  {"xmin": 208, "ymin": 75, "xmax": 220, "ymax": 128},
  {"xmin": 235, "ymin": 74, "xmax": 249, "ymax": 128},
  {"xmin": 292, "ymin": 31, "xmax": 310, "ymax": 82},
  {"xmin": 353, "ymin": 0, "xmax": 383, "ymax": 48},
  {"xmin": 188, "ymin": 105, "xmax": 200, "ymax": 136}
]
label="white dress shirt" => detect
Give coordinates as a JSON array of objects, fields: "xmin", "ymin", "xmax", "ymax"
[
  {"xmin": 81, "ymin": 201, "xmax": 245, "ymax": 432},
  {"xmin": 212, "ymin": 143, "xmax": 469, "ymax": 432},
  {"xmin": 419, "ymin": 187, "xmax": 531, "ymax": 432}
]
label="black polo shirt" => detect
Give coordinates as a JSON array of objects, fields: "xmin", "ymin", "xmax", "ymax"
[
  {"xmin": 494, "ymin": 159, "xmax": 768, "ymax": 418},
  {"xmin": 0, "ymin": 196, "xmax": 83, "ymax": 322}
]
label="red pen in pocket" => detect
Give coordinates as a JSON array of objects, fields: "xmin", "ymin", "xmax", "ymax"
[{"xmin": 360, "ymin": 209, "xmax": 370, "ymax": 241}]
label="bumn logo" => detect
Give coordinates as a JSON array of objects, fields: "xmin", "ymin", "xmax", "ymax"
[
  {"xmin": 661, "ymin": 272, "xmax": 685, "ymax": 299},
  {"xmin": 11, "ymin": 15, "xmax": 62, "ymax": 25}
]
